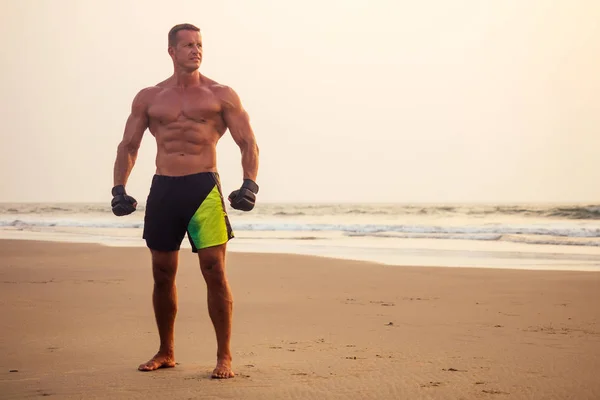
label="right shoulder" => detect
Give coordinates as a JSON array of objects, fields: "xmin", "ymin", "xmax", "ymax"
[
  {"xmin": 130, "ymin": 86, "xmax": 163, "ymax": 112},
  {"xmin": 134, "ymin": 86, "xmax": 163, "ymax": 102}
]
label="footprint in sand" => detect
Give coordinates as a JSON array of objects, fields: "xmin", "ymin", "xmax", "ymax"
[
  {"xmin": 403, "ymin": 297, "xmax": 434, "ymax": 301},
  {"xmin": 482, "ymin": 389, "xmax": 510, "ymax": 395},
  {"xmin": 370, "ymin": 300, "xmax": 396, "ymax": 306},
  {"xmin": 499, "ymin": 312, "xmax": 519, "ymax": 317},
  {"xmin": 524, "ymin": 325, "xmax": 574, "ymax": 335},
  {"xmin": 344, "ymin": 298, "xmax": 364, "ymax": 305},
  {"xmin": 420, "ymin": 381, "xmax": 443, "ymax": 388}
]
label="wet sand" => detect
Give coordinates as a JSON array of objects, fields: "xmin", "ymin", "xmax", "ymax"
[{"xmin": 1, "ymin": 239, "xmax": 599, "ymax": 399}]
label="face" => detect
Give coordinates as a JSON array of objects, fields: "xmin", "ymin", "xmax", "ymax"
[{"xmin": 169, "ymin": 30, "xmax": 203, "ymax": 71}]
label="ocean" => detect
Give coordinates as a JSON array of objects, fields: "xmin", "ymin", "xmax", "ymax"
[{"xmin": 1, "ymin": 202, "xmax": 600, "ymax": 271}]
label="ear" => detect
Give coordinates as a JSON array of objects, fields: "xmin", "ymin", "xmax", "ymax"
[{"xmin": 168, "ymin": 46, "xmax": 175, "ymax": 57}]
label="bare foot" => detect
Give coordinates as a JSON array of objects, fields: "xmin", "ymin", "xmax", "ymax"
[
  {"xmin": 211, "ymin": 358, "xmax": 235, "ymax": 379},
  {"xmin": 138, "ymin": 352, "xmax": 176, "ymax": 372}
]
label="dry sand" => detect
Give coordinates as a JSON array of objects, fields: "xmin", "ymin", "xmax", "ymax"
[{"xmin": 1, "ymin": 239, "xmax": 599, "ymax": 399}]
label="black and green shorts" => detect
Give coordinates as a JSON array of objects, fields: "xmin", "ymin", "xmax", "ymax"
[{"xmin": 142, "ymin": 172, "xmax": 234, "ymax": 252}]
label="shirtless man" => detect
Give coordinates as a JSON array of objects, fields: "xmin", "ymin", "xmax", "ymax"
[{"xmin": 110, "ymin": 23, "xmax": 259, "ymax": 379}]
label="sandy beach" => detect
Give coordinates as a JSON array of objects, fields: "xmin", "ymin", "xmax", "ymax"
[{"xmin": 1, "ymin": 239, "xmax": 599, "ymax": 399}]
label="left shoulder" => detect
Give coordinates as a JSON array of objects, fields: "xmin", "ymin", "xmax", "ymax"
[{"xmin": 201, "ymin": 75, "xmax": 242, "ymax": 108}]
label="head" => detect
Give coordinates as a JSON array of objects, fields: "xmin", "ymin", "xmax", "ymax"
[{"xmin": 167, "ymin": 23, "xmax": 202, "ymax": 71}]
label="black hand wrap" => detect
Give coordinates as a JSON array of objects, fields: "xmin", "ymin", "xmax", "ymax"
[
  {"xmin": 228, "ymin": 179, "xmax": 259, "ymax": 212},
  {"xmin": 111, "ymin": 185, "xmax": 138, "ymax": 216}
]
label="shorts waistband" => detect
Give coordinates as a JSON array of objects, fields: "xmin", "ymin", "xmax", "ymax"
[{"xmin": 152, "ymin": 171, "xmax": 219, "ymax": 182}]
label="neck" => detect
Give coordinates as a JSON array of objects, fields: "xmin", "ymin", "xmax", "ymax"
[{"xmin": 173, "ymin": 68, "xmax": 201, "ymax": 88}]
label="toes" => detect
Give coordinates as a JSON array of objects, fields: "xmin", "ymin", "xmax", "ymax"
[
  {"xmin": 138, "ymin": 363, "xmax": 155, "ymax": 371},
  {"xmin": 138, "ymin": 360, "xmax": 161, "ymax": 371},
  {"xmin": 138, "ymin": 357, "xmax": 176, "ymax": 372},
  {"xmin": 211, "ymin": 370, "xmax": 234, "ymax": 379}
]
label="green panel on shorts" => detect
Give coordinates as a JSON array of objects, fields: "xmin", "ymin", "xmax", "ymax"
[{"xmin": 187, "ymin": 185, "xmax": 229, "ymax": 250}]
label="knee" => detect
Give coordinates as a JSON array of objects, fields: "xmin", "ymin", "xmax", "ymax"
[
  {"xmin": 152, "ymin": 262, "xmax": 176, "ymax": 287},
  {"xmin": 200, "ymin": 258, "xmax": 226, "ymax": 286}
]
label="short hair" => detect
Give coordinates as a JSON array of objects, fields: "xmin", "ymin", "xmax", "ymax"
[{"xmin": 168, "ymin": 23, "xmax": 200, "ymax": 47}]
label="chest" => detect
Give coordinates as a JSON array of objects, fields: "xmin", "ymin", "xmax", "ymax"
[{"xmin": 148, "ymin": 88, "xmax": 222, "ymax": 124}]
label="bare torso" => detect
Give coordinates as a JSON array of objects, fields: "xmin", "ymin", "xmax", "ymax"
[
  {"xmin": 145, "ymin": 75, "xmax": 228, "ymax": 176},
  {"xmin": 114, "ymin": 70, "xmax": 257, "ymax": 188}
]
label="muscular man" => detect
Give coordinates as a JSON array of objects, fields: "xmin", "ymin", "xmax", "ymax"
[{"xmin": 110, "ymin": 23, "xmax": 259, "ymax": 379}]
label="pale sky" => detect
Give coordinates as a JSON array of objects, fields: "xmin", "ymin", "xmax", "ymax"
[{"xmin": 1, "ymin": 0, "xmax": 599, "ymax": 204}]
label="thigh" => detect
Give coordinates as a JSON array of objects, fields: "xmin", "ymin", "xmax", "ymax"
[
  {"xmin": 186, "ymin": 174, "xmax": 234, "ymax": 253},
  {"xmin": 143, "ymin": 177, "xmax": 187, "ymax": 252},
  {"xmin": 197, "ymin": 244, "xmax": 227, "ymax": 281}
]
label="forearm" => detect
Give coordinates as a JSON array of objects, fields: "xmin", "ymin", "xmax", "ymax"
[
  {"xmin": 113, "ymin": 143, "xmax": 139, "ymax": 187},
  {"xmin": 241, "ymin": 141, "xmax": 259, "ymax": 182}
]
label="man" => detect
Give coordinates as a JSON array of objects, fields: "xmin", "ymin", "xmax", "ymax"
[{"xmin": 110, "ymin": 23, "xmax": 259, "ymax": 379}]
